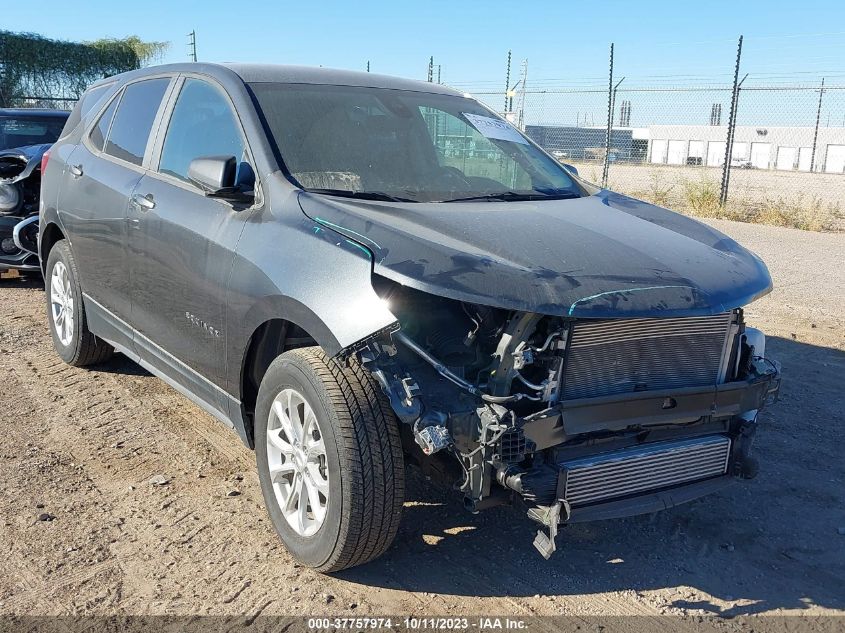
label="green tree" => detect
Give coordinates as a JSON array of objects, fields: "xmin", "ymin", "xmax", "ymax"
[{"xmin": 0, "ymin": 31, "xmax": 170, "ymax": 107}]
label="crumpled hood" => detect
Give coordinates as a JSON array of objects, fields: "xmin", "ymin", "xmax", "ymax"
[
  {"xmin": 0, "ymin": 143, "xmax": 51, "ymax": 183},
  {"xmin": 298, "ymin": 190, "xmax": 772, "ymax": 318}
]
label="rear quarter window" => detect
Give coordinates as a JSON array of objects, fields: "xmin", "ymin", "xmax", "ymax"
[
  {"xmin": 89, "ymin": 96, "xmax": 119, "ymax": 152},
  {"xmin": 60, "ymin": 82, "xmax": 114, "ymax": 138}
]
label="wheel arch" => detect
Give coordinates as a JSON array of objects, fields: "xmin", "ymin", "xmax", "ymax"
[
  {"xmin": 39, "ymin": 221, "xmax": 65, "ymax": 275},
  {"xmin": 233, "ymin": 297, "xmax": 343, "ymax": 448}
]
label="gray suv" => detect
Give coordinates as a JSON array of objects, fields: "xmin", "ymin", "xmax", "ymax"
[{"xmin": 40, "ymin": 63, "xmax": 780, "ymax": 572}]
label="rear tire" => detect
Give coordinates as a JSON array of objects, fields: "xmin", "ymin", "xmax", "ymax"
[
  {"xmin": 255, "ymin": 347, "xmax": 404, "ymax": 572},
  {"xmin": 45, "ymin": 240, "xmax": 114, "ymax": 367}
]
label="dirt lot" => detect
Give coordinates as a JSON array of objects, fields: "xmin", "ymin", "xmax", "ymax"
[{"xmin": 1, "ymin": 219, "xmax": 843, "ymax": 618}]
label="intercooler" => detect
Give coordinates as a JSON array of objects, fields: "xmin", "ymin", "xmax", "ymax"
[
  {"xmin": 560, "ymin": 435, "xmax": 732, "ymax": 507},
  {"xmin": 561, "ymin": 312, "xmax": 734, "ymax": 400}
]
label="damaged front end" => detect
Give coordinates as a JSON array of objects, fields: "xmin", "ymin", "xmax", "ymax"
[
  {"xmin": 353, "ymin": 278, "xmax": 780, "ymax": 559},
  {"xmin": 0, "ymin": 144, "xmax": 49, "ymax": 271}
]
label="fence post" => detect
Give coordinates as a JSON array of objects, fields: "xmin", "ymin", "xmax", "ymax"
[
  {"xmin": 810, "ymin": 77, "xmax": 825, "ymax": 172},
  {"xmin": 720, "ymin": 35, "xmax": 743, "ymax": 207},
  {"xmin": 602, "ymin": 43, "xmax": 614, "ymax": 188},
  {"xmin": 504, "ymin": 50, "xmax": 511, "ymax": 113},
  {"xmin": 187, "ymin": 30, "xmax": 197, "ymax": 62}
]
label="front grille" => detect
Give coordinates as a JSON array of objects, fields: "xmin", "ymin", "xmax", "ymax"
[
  {"xmin": 560, "ymin": 435, "xmax": 731, "ymax": 507},
  {"xmin": 562, "ymin": 313, "xmax": 733, "ymax": 400}
]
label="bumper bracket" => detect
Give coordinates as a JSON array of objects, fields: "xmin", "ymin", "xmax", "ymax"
[{"xmin": 528, "ymin": 499, "xmax": 570, "ymax": 559}]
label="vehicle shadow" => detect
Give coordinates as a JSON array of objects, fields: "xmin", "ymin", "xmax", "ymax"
[
  {"xmin": 339, "ymin": 336, "xmax": 845, "ymax": 615},
  {"xmin": 93, "ymin": 351, "xmax": 153, "ymax": 377},
  {"xmin": 0, "ymin": 273, "xmax": 43, "ymax": 289}
]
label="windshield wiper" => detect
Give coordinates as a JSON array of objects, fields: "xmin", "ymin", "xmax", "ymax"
[
  {"xmin": 440, "ymin": 190, "xmax": 581, "ymax": 203},
  {"xmin": 305, "ymin": 188, "xmax": 417, "ymax": 203}
]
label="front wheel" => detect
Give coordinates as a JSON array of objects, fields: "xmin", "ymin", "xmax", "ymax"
[{"xmin": 255, "ymin": 347, "xmax": 404, "ymax": 572}]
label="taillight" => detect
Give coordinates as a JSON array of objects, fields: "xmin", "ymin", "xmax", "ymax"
[{"xmin": 40, "ymin": 149, "xmax": 51, "ymax": 176}]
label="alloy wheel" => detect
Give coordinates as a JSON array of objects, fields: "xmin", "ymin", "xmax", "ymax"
[
  {"xmin": 50, "ymin": 260, "xmax": 74, "ymax": 346},
  {"xmin": 265, "ymin": 388, "xmax": 330, "ymax": 537}
]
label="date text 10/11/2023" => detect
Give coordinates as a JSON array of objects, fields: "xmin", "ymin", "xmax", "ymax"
[{"xmin": 307, "ymin": 617, "xmax": 529, "ymax": 630}]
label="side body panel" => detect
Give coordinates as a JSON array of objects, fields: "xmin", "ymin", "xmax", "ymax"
[
  {"xmin": 56, "ymin": 141, "xmax": 142, "ymax": 327},
  {"xmin": 224, "ymin": 177, "xmax": 398, "ymax": 404},
  {"xmin": 127, "ymin": 171, "xmax": 251, "ymax": 415}
]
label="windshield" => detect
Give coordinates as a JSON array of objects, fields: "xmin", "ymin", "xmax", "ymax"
[
  {"xmin": 249, "ymin": 83, "xmax": 583, "ymax": 203},
  {"xmin": 0, "ymin": 115, "xmax": 67, "ymax": 151}
]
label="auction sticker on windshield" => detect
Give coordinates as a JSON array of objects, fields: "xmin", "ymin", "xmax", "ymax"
[{"xmin": 462, "ymin": 113, "xmax": 528, "ymax": 145}]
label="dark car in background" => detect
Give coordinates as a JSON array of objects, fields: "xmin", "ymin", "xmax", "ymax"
[
  {"xmin": 39, "ymin": 63, "xmax": 780, "ymax": 572},
  {"xmin": 0, "ymin": 108, "xmax": 69, "ymax": 273}
]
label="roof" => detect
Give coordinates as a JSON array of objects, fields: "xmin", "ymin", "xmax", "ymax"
[
  {"xmin": 0, "ymin": 108, "xmax": 70, "ymax": 117},
  {"xmin": 222, "ymin": 63, "xmax": 463, "ymax": 95},
  {"xmin": 95, "ymin": 62, "xmax": 464, "ymax": 97}
]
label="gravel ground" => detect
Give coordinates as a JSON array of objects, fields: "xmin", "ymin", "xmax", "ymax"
[{"xmin": 0, "ymin": 218, "xmax": 843, "ymax": 618}]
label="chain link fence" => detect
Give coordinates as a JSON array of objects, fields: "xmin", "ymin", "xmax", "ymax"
[
  {"xmin": 461, "ymin": 79, "xmax": 845, "ymax": 231},
  {"xmin": 5, "ymin": 41, "xmax": 844, "ymax": 231}
]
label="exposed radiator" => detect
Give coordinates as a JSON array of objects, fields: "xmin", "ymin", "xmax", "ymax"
[
  {"xmin": 562, "ymin": 313, "xmax": 733, "ymax": 400},
  {"xmin": 560, "ymin": 435, "xmax": 731, "ymax": 507}
]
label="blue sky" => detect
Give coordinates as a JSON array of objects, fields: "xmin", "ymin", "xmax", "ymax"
[{"xmin": 4, "ymin": 0, "xmax": 844, "ymax": 89}]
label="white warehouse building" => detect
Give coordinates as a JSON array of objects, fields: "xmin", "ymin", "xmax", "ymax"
[{"xmin": 646, "ymin": 125, "xmax": 845, "ymax": 173}]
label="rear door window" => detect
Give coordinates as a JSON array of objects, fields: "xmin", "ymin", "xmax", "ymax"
[
  {"xmin": 158, "ymin": 79, "xmax": 247, "ymax": 183},
  {"xmin": 104, "ymin": 78, "xmax": 170, "ymax": 166}
]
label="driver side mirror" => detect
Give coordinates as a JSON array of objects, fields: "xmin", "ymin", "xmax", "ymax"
[{"xmin": 188, "ymin": 155, "xmax": 254, "ymax": 203}]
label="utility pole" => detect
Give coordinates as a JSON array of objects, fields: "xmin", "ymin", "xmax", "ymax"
[
  {"xmin": 720, "ymin": 35, "xmax": 743, "ymax": 207},
  {"xmin": 187, "ymin": 30, "xmax": 197, "ymax": 62},
  {"xmin": 810, "ymin": 77, "xmax": 825, "ymax": 172},
  {"xmin": 427, "ymin": 56, "xmax": 434, "ymax": 82},
  {"xmin": 366, "ymin": 60, "xmax": 370, "ymax": 72},
  {"xmin": 504, "ymin": 50, "xmax": 512, "ymax": 113},
  {"xmin": 437, "ymin": 65, "xmax": 441, "ymax": 84}
]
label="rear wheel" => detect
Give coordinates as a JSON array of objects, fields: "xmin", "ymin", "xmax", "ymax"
[
  {"xmin": 45, "ymin": 240, "xmax": 114, "ymax": 367},
  {"xmin": 255, "ymin": 347, "xmax": 404, "ymax": 572}
]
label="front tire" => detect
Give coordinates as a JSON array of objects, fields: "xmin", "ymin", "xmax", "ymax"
[
  {"xmin": 45, "ymin": 240, "xmax": 114, "ymax": 367},
  {"xmin": 255, "ymin": 347, "xmax": 404, "ymax": 572}
]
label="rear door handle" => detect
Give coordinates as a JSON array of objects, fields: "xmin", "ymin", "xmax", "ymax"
[
  {"xmin": 131, "ymin": 193, "xmax": 156, "ymax": 211},
  {"xmin": 69, "ymin": 164, "xmax": 83, "ymax": 178}
]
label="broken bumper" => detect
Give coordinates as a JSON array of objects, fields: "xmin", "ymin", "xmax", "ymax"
[
  {"xmin": 0, "ymin": 216, "xmax": 40, "ymax": 270},
  {"xmin": 522, "ymin": 359, "xmax": 781, "ymax": 452}
]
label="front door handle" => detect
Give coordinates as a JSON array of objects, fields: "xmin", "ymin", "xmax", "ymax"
[
  {"xmin": 69, "ymin": 164, "xmax": 83, "ymax": 178},
  {"xmin": 131, "ymin": 193, "xmax": 156, "ymax": 211}
]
